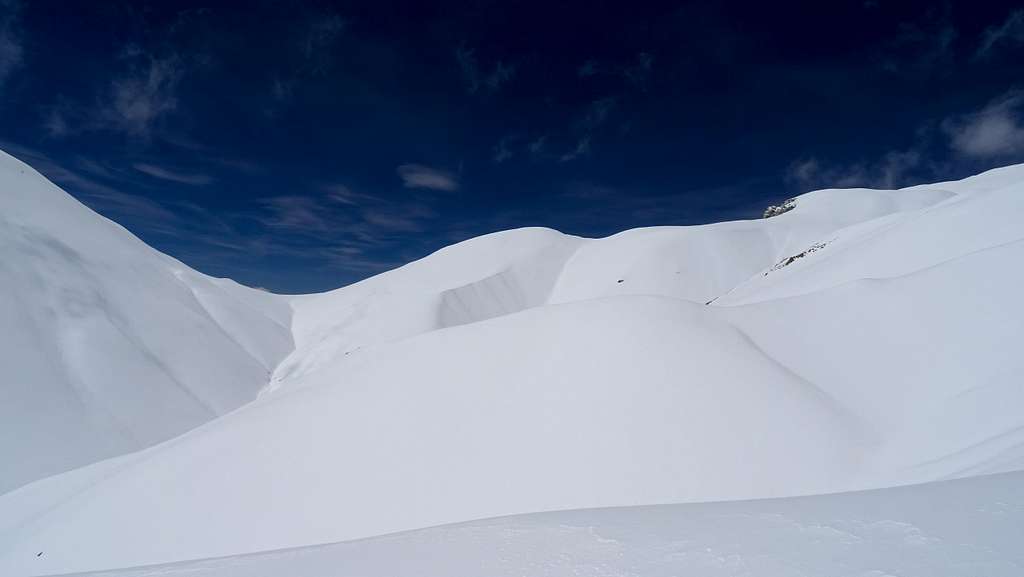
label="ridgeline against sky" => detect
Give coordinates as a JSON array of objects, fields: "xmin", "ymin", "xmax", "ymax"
[{"xmin": 0, "ymin": 0, "xmax": 1022, "ymax": 292}]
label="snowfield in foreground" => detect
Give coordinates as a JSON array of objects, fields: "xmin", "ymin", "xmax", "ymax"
[
  {"xmin": 1, "ymin": 147, "xmax": 1023, "ymax": 576},
  {"xmin": 66, "ymin": 470, "xmax": 1024, "ymax": 577}
]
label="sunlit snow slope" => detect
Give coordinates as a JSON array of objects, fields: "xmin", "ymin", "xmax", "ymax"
[
  {"xmin": 0, "ymin": 150, "xmax": 293, "ymax": 494},
  {"xmin": 1, "ymin": 147, "xmax": 1023, "ymax": 576}
]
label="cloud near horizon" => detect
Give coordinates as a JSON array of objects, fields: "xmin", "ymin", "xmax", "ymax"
[
  {"xmin": 944, "ymin": 91, "xmax": 1024, "ymax": 158},
  {"xmin": 787, "ymin": 148, "xmax": 925, "ymax": 192},
  {"xmin": 396, "ymin": 164, "xmax": 459, "ymax": 191}
]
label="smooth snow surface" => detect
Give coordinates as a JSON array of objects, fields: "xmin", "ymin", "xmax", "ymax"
[
  {"xmin": 64, "ymin": 471, "xmax": 1024, "ymax": 577},
  {"xmin": 0, "ymin": 151, "xmax": 292, "ymax": 494},
  {"xmin": 1, "ymin": 147, "xmax": 1023, "ymax": 576}
]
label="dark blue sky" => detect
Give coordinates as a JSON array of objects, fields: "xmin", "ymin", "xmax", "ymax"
[{"xmin": 1, "ymin": 0, "xmax": 1022, "ymax": 292}]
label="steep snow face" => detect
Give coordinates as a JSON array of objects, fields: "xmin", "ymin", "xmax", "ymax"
[
  {"xmin": 58, "ymin": 470, "xmax": 1024, "ymax": 577},
  {"xmin": 266, "ymin": 228, "xmax": 584, "ymax": 389},
  {"xmin": 2, "ymin": 147, "xmax": 1023, "ymax": 576},
  {"xmin": 0, "ymin": 151, "xmax": 293, "ymax": 493}
]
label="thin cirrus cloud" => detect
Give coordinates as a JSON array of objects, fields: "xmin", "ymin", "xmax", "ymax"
[
  {"xmin": 492, "ymin": 137, "xmax": 512, "ymax": 163},
  {"xmin": 107, "ymin": 52, "xmax": 183, "ymax": 137},
  {"xmin": 134, "ymin": 163, "xmax": 213, "ymax": 185},
  {"xmin": 396, "ymin": 164, "xmax": 459, "ymax": 191},
  {"xmin": 43, "ymin": 47, "xmax": 186, "ymax": 139},
  {"xmin": 257, "ymin": 195, "xmax": 332, "ymax": 232},
  {"xmin": 559, "ymin": 136, "xmax": 591, "ymax": 163},
  {"xmin": 975, "ymin": 10, "xmax": 1024, "ymax": 60},
  {"xmin": 270, "ymin": 12, "xmax": 346, "ymax": 105},
  {"xmin": 0, "ymin": 0, "xmax": 24, "ymax": 91},
  {"xmin": 577, "ymin": 52, "xmax": 654, "ymax": 89},
  {"xmin": 321, "ymin": 183, "xmax": 379, "ymax": 205},
  {"xmin": 454, "ymin": 46, "xmax": 515, "ymax": 94}
]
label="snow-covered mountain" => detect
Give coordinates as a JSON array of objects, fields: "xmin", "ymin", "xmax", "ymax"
[{"xmin": 1, "ymin": 147, "xmax": 1023, "ymax": 576}]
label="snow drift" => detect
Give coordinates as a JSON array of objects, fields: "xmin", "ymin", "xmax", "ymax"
[{"xmin": 1, "ymin": 147, "xmax": 1023, "ymax": 576}]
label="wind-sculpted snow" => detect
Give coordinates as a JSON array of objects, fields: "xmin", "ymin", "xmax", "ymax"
[
  {"xmin": 63, "ymin": 471, "xmax": 1024, "ymax": 577},
  {"xmin": 438, "ymin": 238, "xmax": 580, "ymax": 328},
  {"xmin": 0, "ymin": 296, "xmax": 867, "ymax": 574},
  {"xmin": 0, "ymin": 151, "xmax": 293, "ymax": 493},
  {"xmin": 1, "ymin": 147, "xmax": 1023, "ymax": 576}
]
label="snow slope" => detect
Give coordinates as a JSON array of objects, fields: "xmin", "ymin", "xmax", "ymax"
[
  {"xmin": 0, "ymin": 150, "xmax": 293, "ymax": 494},
  {"xmin": 63, "ymin": 470, "xmax": 1024, "ymax": 577},
  {"xmin": 1, "ymin": 148, "xmax": 1023, "ymax": 575}
]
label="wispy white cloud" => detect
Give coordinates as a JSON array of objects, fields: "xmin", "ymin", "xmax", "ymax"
[
  {"xmin": 258, "ymin": 185, "xmax": 436, "ymax": 239},
  {"xmin": 300, "ymin": 14, "xmax": 345, "ymax": 64},
  {"xmin": 580, "ymin": 97, "xmax": 616, "ymax": 130},
  {"xmin": 134, "ymin": 162, "xmax": 213, "ymax": 185},
  {"xmin": 492, "ymin": 137, "xmax": 512, "ymax": 163},
  {"xmin": 44, "ymin": 45, "xmax": 188, "ymax": 139},
  {"xmin": 791, "ymin": 89, "xmax": 1024, "ymax": 192},
  {"xmin": 249, "ymin": 187, "xmax": 439, "ymax": 276},
  {"xmin": 622, "ymin": 52, "xmax": 654, "ymax": 88},
  {"xmin": 455, "ymin": 46, "xmax": 515, "ymax": 94},
  {"xmin": 975, "ymin": 10, "xmax": 1024, "ymax": 60},
  {"xmin": 555, "ymin": 98, "xmax": 617, "ymax": 162},
  {"xmin": 266, "ymin": 12, "xmax": 345, "ymax": 106},
  {"xmin": 787, "ymin": 149, "xmax": 924, "ymax": 192},
  {"xmin": 320, "ymin": 245, "xmax": 404, "ymax": 273},
  {"xmin": 258, "ymin": 196, "xmax": 332, "ymax": 231},
  {"xmin": 455, "ymin": 47, "xmax": 479, "ymax": 92},
  {"xmin": 943, "ymin": 91, "xmax": 1024, "ymax": 158},
  {"xmin": 271, "ymin": 76, "xmax": 293, "ymax": 102},
  {"xmin": 577, "ymin": 60, "xmax": 599, "ymax": 77},
  {"xmin": 527, "ymin": 135, "xmax": 547, "ymax": 155},
  {"xmin": 397, "ymin": 164, "xmax": 459, "ymax": 191},
  {"xmin": 320, "ymin": 182, "xmax": 385, "ymax": 206},
  {"xmin": 43, "ymin": 108, "xmax": 69, "ymax": 137},
  {"xmin": 559, "ymin": 136, "xmax": 591, "ymax": 162},
  {"xmin": 212, "ymin": 156, "xmax": 266, "ymax": 175},
  {"xmin": 877, "ymin": 7, "xmax": 956, "ymax": 75},
  {"xmin": 105, "ymin": 51, "xmax": 184, "ymax": 136},
  {"xmin": 322, "ymin": 183, "xmax": 360, "ymax": 205},
  {"xmin": 484, "ymin": 61, "xmax": 515, "ymax": 91},
  {"xmin": 361, "ymin": 202, "xmax": 435, "ymax": 232},
  {"xmin": 577, "ymin": 52, "xmax": 654, "ymax": 89},
  {"xmin": 0, "ymin": 0, "xmax": 24, "ymax": 91}
]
